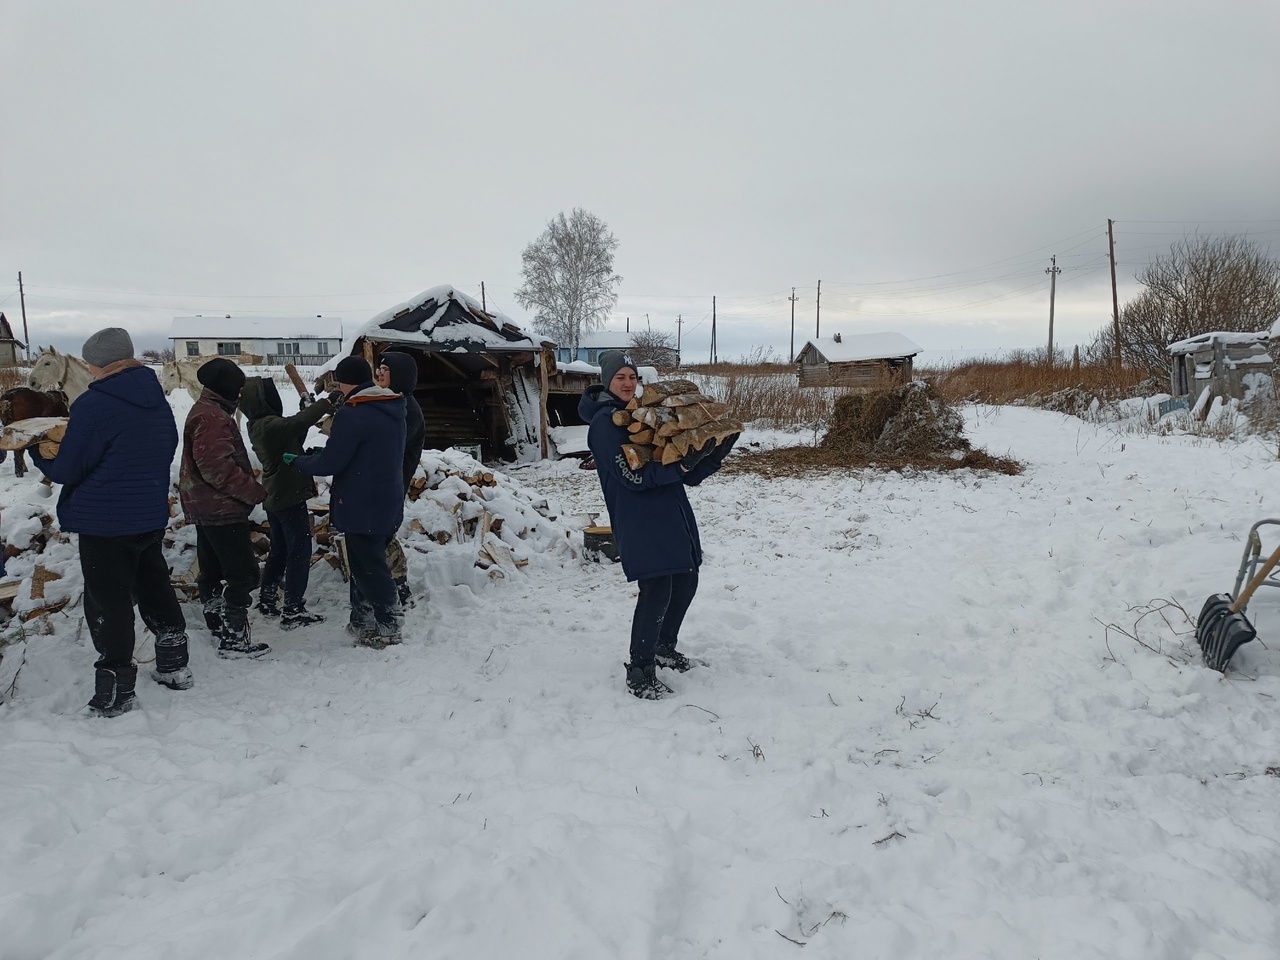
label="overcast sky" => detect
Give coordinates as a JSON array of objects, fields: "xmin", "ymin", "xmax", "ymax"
[{"xmin": 3, "ymin": 0, "xmax": 1278, "ymax": 364}]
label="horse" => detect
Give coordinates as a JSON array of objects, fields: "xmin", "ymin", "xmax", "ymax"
[
  {"xmin": 0, "ymin": 388, "xmax": 71, "ymax": 478},
  {"xmin": 160, "ymin": 359, "xmax": 205, "ymax": 402},
  {"xmin": 28, "ymin": 347, "xmax": 93, "ymax": 403}
]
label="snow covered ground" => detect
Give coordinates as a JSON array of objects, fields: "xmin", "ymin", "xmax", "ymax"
[{"xmin": 4, "ymin": 403, "xmax": 1280, "ymax": 959}]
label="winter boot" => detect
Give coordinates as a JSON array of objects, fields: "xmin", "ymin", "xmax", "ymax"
[
  {"xmin": 202, "ymin": 595, "xmax": 226, "ymax": 638},
  {"xmin": 655, "ymin": 646, "xmax": 703, "ymax": 673},
  {"xmin": 625, "ymin": 662, "xmax": 672, "ymax": 700},
  {"xmin": 88, "ymin": 665, "xmax": 138, "ymax": 717},
  {"xmin": 151, "ymin": 629, "xmax": 194, "ymax": 690},
  {"xmin": 255, "ymin": 582, "xmax": 282, "ymax": 618},
  {"xmin": 280, "ymin": 601, "xmax": 325, "ymax": 631},
  {"xmin": 216, "ymin": 605, "xmax": 270, "ymax": 659},
  {"xmin": 394, "ymin": 577, "xmax": 415, "ymax": 610},
  {"xmin": 346, "ymin": 621, "xmax": 379, "ymax": 645}
]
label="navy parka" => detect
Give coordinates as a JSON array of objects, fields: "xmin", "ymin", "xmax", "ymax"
[
  {"xmin": 30, "ymin": 362, "xmax": 178, "ymax": 537},
  {"xmin": 579, "ymin": 384, "xmax": 729, "ymax": 582}
]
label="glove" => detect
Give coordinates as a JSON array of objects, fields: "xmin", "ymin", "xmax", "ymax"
[
  {"xmin": 298, "ymin": 393, "xmax": 315, "ymax": 410},
  {"xmin": 282, "ymin": 453, "xmax": 298, "ymax": 465},
  {"xmin": 326, "ymin": 389, "xmax": 344, "ymax": 407},
  {"xmin": 303, "ymin": 447, "xmax": 323, "ymax": 456},
  {"xmin": 681, "ymin": 439, "xmax": 716, "ymax": 470}
]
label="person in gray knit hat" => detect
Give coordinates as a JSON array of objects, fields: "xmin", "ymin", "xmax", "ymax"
[{"xmin": 81, "ymin": 327, "xmax": 135, "ymax": 367}]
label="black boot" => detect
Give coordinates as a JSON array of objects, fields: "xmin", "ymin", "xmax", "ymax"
[
  {"xmin": 395, "ymin": 577, "xmax": 415, "ymax": 609},
  {"xmin": 256, "ymin": 582, "xmax": 282, "ymax": 618},
  {"xmin": 203, "ymin": 596, "xmax": 226, "ymax": 637},
  {"xmin": 655, "ymin": 646, "xmax": 703, "ymax": 672},
  {"xmin": 217, "ymin": 605, "xmax": 270, "ymax": 658},
  {"xmin": 280, "ymin": 601, "xmax": 324, "ymax": 631},
  {"xmin": 88, "ymin": 665, "xmax": 138, "ymax": 717},
  {"xmin": 151, "ymin": 629, "xmax": 194, "ymax": 690},
  {"xmin": 625, "ymin": 662, "xmax": 672, "ymax": 700}
]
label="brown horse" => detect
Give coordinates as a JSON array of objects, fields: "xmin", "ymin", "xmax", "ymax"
[{"xmin": 0, "ymin": 388, "xmax": 71, "ymax": 478}]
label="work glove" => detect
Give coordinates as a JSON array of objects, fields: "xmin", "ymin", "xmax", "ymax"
[
  {"xmin": 681, "ymin": 439, "xmax": 716, "ymax": 471},
  {"xmin": 298, "ymin": 393, "xmax": 315, "ymax": 410},
  {"xmin": 282, "ymin": 453, "xmax": 298, "ymax": 465},
  {"xmin": 326, "ymin": 389, "xmax": 345, "ymax": 407}
]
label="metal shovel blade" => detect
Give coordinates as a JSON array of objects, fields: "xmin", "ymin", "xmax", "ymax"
[
  {"xmin": 1204, "ymin": 610, "xmax": 1258, "ymax": 672},
  {"xmin": 1195, "ymin": 593, "xmax": 1235, "ymax": 653}
]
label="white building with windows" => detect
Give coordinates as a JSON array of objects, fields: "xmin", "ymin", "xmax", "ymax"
[{"xmin": 169, "ymin": 316, "xmax": 343, "ymax": 366}]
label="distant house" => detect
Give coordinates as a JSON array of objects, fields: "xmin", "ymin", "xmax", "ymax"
[
  {"xmin": 0, "ymin": 312, "xmax": 24, "ymax": 367},
  {"xmin": 555, "ymin": 331, "xmax": 634, "ymax": 365},
  {"xmin": 1167, "ymin": 331, "xmax": 1273, "ymax": 415},
  {"xmin": 795, "ymin": 332, "xmax": 922, "ymax": 388},
  {"xmin": 169, "ymin": 316, "xmax": 343, "ymax": 366}
]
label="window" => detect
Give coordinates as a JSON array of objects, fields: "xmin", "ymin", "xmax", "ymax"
[
  {"xmin": 587, "ymin": 349, "xmax": 599, "ymax": 363},
  {"xmin": 318, "ymin": 342, "xmax": 331, "ymax": 356},
  {"xmin": 276, "ymin": 342, "xmax": 300, "ymax": 356},
  {"xmin": 217, "ymin": 342, "xmax": 241, "ymax": 356},
  {"xmin": 186, "ymin": 341, "xmax": 200, "ymax": 357}
]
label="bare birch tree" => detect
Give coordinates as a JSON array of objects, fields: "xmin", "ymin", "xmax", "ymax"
[{"xmin": 515, "ymin": 209, "xmax": 622, "ymax": 358}]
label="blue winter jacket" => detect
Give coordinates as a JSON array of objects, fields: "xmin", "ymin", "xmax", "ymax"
[
  {"xmin": 292, "ymin": 383, "xmax": 407, "ymax": 536},
  {"xmin": 579, "ymin": 384, "xmax": 729, "ymax": 582},
  {"xmin": 30, "ymin": 362, "xmax": 177, "ymax": 537}
]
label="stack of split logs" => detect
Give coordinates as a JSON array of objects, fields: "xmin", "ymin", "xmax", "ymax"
[{"xmin": 613, "ymin": 380, "xmax": 744, "ymax": 469}]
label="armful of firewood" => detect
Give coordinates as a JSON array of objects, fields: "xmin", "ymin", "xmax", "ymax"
[{"xmin": 0, "ymin": 417, "xmax": 68, "ymax": 456}]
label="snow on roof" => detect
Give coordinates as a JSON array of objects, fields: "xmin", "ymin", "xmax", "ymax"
[
  {"xmin": 1167, "ymin": 330, "xmax": 1270, "ymax": 356},
  {"xmin": 800, "ymin": 332, "xmax": 922, "ymax": 363},
  {"xmin": 352, "ymin": 285, "xmax": 550, "ymax": 353},
  {"xmin": 575, "ymin": 330, "xmax": 634, "ymax": 350},
  {"xmin": 170, "ymin": 316, "xmax": 343, "ymax": 340}
]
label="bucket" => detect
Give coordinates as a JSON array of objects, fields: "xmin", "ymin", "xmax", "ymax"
[{"xmin": 583, "ymin": 526, "xmax": 619, "ymax": 563}]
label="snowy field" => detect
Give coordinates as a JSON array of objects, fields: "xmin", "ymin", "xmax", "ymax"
[{"xmin": 3, "ymin": 403, "xmax": 1280, "ymax": 959}]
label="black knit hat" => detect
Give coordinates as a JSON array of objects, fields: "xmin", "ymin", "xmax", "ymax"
[
  {"xmin": 335, "ymin": 356, "xmax": 372, "ymax": 386},
  {"xmin": 196, "ymin": 357, "xmax": 246, "ymax": 402}
]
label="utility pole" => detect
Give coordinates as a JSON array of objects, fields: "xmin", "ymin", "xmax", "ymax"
[
  {"xmin": 18, "ymin": 271, "xmax": 30, "ymax": 360},
  {"xmin": 1045, "ymin": 255, "xmax": 1061, "ymax": 368},
  {"xmin": 480, "ymin": 281, "xmax": 486, "ymax": 312},
  {"xmin": 816, "ymin": 280, "xmax": 821, "ymax": 338},
  {"xmin": 626, "ymin": 316, "xmax": 629, "ymax": 333},
  {"xmin": 788, "ymin": 287, "xmax": 798, "ymax": 362},
  {"xmin": 675, "ymin": 314, "xmax": 683, "ymax": 368},
  {"xmin": 710, "ymin": 296, "xmax": 717, "ymax": 365},
  {"xmin": 1108, "ymin": 218, "xmax": 1121, "ymax": 371}
]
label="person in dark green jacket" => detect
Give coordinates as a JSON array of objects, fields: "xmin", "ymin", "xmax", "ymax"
[{"xmin": 240, "ymin": 377, "xmax": 334, "ymax": 629}]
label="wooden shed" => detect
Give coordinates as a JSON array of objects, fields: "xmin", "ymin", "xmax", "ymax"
[
  {"xmin": 796, "ymin": 332, "xmax": 922, "ymax": 388},
  {"xmin": 1167, "ymin": 331, "xmax": 1273, "ymax": 416},
  {"xmin": 0, "ymin": 313, "xmax": 24, "ymax": 367},
  {"xmin": 324, "ymin": 285, "xmax": 595, "ymax": 463}
]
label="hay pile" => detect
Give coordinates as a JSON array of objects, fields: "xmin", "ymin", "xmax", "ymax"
[{"xmin": 727, "ymin": 381, "xmax": 1023, "ymax": 477}]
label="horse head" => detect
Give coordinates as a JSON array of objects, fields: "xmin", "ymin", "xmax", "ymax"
[
  {"xmin": 160, "ymin": 361, "xmax": 181, "ymax": 395},
  {"xmin": 28, "ymin": 347, "xmax": 66, "ymax": 391}
]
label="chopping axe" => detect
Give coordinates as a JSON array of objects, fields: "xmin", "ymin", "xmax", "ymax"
[{"xmin": 1196, "ymin": 541, "xmax": 1280, "ymax": 672}]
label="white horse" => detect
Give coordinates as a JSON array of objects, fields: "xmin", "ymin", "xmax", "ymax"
[
  {"xmin": 161, "ymin": 359, "xmax": 205, "ymax": 402},
  {"xmin": 28, "ymin": 347, "xmax": 93, "ymax": 402}
]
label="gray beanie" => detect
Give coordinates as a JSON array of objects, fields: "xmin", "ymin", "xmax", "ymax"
[
  {"xmin": 599, "ymin": 350, "xmax": 638, "ymax": 391},
  {"xmin": 81, "ymin": 327, "xmax": 134, "ymax": 367}
]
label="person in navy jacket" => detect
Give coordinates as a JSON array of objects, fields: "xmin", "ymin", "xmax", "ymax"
[
  {"xmin": 579, "ymin": 350, "xmax": 738, "ymax": 699},
  {"xmin": 30, "ymin": 327, "xmax": 192, "ymax": 716},
  {"xmin": 291, "ymin": 355, "xmax": 407, "ymax": 646}
]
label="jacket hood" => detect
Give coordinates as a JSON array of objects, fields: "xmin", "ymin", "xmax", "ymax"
[
  {"xmin": 240, "ymin": 377, "xmax": 283, "ymax": 420},
  {"xmin": 90, "ymin": 363, "xmax": 169, "ymax": 410},
  {"xmin": 578, "ymin": 382, "xmax": 623, "ymax": 423},
  {"xmin": 380, "ymin": 352, "xmax": 418, "ymax": 396},
  {"xmin": 345, "ymin": 384, "xmax": 406, "ymax": 421}
]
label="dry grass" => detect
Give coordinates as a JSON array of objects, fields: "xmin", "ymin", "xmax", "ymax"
[
  {"xmin": 922, "ymin": 352, "xmax": 1150, "ymax": 406},
  {"xmin": 0, "ymin": 365, "xmax": 28, "ymax": 392}
]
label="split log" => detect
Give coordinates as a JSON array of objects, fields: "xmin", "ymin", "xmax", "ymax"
[
  {"xmin": 622, "ymin": 444, "xmax": 652, "ymax": 470},
  {"xmin": 0, "ymin": 418, "xmax": 68, "ymax": 455},
  {"xmin": 638, "ymin": 380, "xmax": 700, "ymax": 406}
]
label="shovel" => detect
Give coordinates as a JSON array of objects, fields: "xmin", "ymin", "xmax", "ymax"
[{"xmin": 1196, "ymin": 541, "xmax": 1280, "ymax": 671}]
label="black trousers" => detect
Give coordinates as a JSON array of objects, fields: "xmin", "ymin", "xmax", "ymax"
[
  {"xmin": 196, "ymin": 523, "xmax": 260, "ymax": 611},
  {"xmin": 261, "ymin": 503, "xmax": 313, "ymax": 607},
  {"xmin": 80, "ymin": 530, "xmax": 187, "ymax": 672},
  {"xmin": 630, "ymin": 570, "xmax": 699, "ymax": 669},
  {"xmin": 345, "ymin": 532, "xmax": 399, "ymax": 628}
]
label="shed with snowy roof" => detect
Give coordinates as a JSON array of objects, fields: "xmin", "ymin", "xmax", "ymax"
[
  {"xmin": 0, "ymin": 313, "xmax": 24, "ymax": 367},
  {"xmin": 795, "ymin": 332, "xmax": 922, "ymax": 389},
  {"xmin": 1167, "ymin": 330, "xmax": 1273, "ymax": 416},
  {"xmin": 325, "ymin": 285, "xmax": 594, "ymax": 462}
]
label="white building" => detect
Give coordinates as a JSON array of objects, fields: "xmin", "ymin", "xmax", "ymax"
[{"xmin": 169, "ymin": 316, "xmax": 343, "ymax": 366}]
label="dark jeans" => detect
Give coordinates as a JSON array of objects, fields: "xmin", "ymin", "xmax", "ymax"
[
  {"xmin": 630, "ymin": 570, "xmax": 699, "ymax": 669},
  {"xmin": 345, "ymin": 532, "xmax": 399, "ymax": 628},
  {"xmin": 261, "ymin": 504, "xmax": 313, "ymax": 606},
  {"xmin": 196, "ymin": 523, "xmax": 260, "ymax": 611},
  {"xmin": 80, "ymin": 530, "xmax": 187, "ymax": 672}
]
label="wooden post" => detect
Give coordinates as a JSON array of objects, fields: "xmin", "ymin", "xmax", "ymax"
[
  {"xmin": 18, "ymin": 271, "xmax": 29, "ymax": 361},
  {"xmin": 1045, "ymin": 255, "xmax": 1061, "ymax": 368},
  {"xmin": 362, "ymin": 338, "xmax": 376, "ymax": 370},
  {"xmin": 538, "ymin": 348, "xmax": 550, "ymax": 460},
  {"xmin": 1108, "ymin": 218, "xmax": 1121, "ymax": 372}
]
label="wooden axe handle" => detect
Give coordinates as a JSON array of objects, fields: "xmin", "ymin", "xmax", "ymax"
[
  {"xmin": 284, "ymin": 363, "xmax": 309, "ymax": 398},
  {"xmin": 1233, "ymin": 540, "xmax": 1280, "ymax": 612}
]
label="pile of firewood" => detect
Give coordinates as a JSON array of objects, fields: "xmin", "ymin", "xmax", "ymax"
[{"xmin": 611, "ymin": 380, "xmax": 744, "ymax": 469}]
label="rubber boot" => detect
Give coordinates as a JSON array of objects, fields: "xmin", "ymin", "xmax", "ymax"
[{"xmin": 151, "ymin": 629, "xmax": 194, "ymax": 690}]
